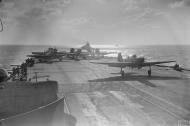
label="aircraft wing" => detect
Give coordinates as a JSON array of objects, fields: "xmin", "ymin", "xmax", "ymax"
[
  {"xmin": 90, "ymin": 60, "xmax": 175, "ymax": 68},
  {"xmin": 56, "ymin": 51, "xmax": 67, "ymax": 55},
  {"xmin": 155, "ymin": 64, "xmax": 173, "ymax": 68},
  {"xmin": 99, "ymin": 52, "xmax": 116, "ymax": 56},
  {"xmin": 140, "ymin": 61, "xmax": 176, "ymax": 67},
  {"xmin": 32, "ymin": 52, "xmax": 43, "ymax": 55},
  {"xmin": 27, "ymin": 55, "xmax": 51, "ymax": 58},
  {"xmin": 64, "ymin": 52, "xmax": 89, "ymax": 56},
  {"xmin": 90, "ymin": 62, "xmax": 135, "ymax": 68},
  {"xmin": 27, "ymin": 54, "xmax": 65, "ymax": 58},
  {"xmin": 65, "ymin": 52, "xmax": 78, "ymax": 55}
]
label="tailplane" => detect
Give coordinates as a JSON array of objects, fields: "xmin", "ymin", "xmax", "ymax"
[{"xmin": 117, "ymin": 53, "xmax": 123, "ymax": 62}]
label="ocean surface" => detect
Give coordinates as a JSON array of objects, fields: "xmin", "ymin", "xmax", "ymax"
[{"xmin": 0, "ymin": 45, "xmax": 190, "ymax": 70}]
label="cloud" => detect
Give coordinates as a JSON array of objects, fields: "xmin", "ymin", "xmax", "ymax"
[
  {"xmin": 131, "ymin": 7, "xmax": 165, "ymax": 24},
  {"xmin": 169, "ymin": 0, "xmax": 184, "ymax": 8},
  {"xmin": 61, "ymin": 17, "xmax": 95, "ymax": 26},
  {"xmin": 169, "ymin": 0, "xmax": 190, "ymax": 8},
  {"xmin": 1, "ymin": 0, "xmax": 188, "ymax": 45},
  {"xmin": 121, "ymin": 0, "xmax": 166, "ymax": 21},
  {"xmin": 0, "ymin": 0, "xmax": 71, "ymax": 20},
  {"xmin": 24, "ymin": 8, "xmax": 45, "ymax": 18},
  {"xmin": 95, "ymin": 0, "xmax": 106, "ymax": 4},
  {"xmin": 122, "ymin": 0, "xmax": 143, "ymax": 11},
  {"xmin": 0, "ymin": 0, "xmax": 72, "ymax": 44}
]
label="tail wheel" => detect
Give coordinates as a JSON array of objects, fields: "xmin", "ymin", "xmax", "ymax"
[{"xmin": 148, "ymin": 69, "xmax": 151, "ymax": 77}]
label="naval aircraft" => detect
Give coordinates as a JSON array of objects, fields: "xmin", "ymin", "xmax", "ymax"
[
  {"xmin": 90, "ymin": 53, "xmax": 176, "ymax": 77},
  {"xmin": 65, "ymin": 42, "xmax": 115, "ymax": 60},
  {"xmin": 27, "ymin": 48, "xmax": 66, "ymax": 62},
  {"xmin": 80, "ymin": 42, "xmax": 114, "ymax": 56}
]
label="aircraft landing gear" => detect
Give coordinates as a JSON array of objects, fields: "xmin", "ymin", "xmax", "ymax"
[
  {"xmin": 120, "ymin": 67, "xmax": 125, "ymax": 79},
  {"xmin": 39, "ymin": 59, "xmax": 42, "ymax": 63},
  {"xmin": 121, "ymin": 70, "xmax": 125, "ymax": 79},
  {"xmin": 148, "ymin": 66, "xmax": 151, "ymax": 77},
  {"xmin": 59, "ymin": 58, "xmax": 63, "ymax": 61}
]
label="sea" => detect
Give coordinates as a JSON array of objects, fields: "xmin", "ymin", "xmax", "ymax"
[{"xmin": 0, "ymin": 44, "xmax": 190, "ymax": 72}]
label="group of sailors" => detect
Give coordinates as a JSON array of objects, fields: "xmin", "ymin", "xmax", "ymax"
[
  {"xmin": 10, "ymin": 58, "xmax": 35, "ymax": 81},
  {"xmin": 25, "ymin": 58, "xmax": 35, "ymax": 67}
]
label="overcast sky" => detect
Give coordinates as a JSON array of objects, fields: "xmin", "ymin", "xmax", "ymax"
[{"xmin": 0, "ymin": 0, "xmax": 190, "ymax": 46}]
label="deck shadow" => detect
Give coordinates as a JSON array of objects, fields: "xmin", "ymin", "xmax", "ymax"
[{"xmin": 88, "ymin": 73, "xmax": 181, "ymax": 87}]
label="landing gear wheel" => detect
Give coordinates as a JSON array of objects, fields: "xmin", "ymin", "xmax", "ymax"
[
  {"xmin": 148, "ymin": 69, "xmax": 151, "ymax": 77},
  {"xmin": 59, "ymin": 58, "xmax": 63, "ymax": 61},
  {"xmin": 39, "ymin": 59, "xmax": 42, "ymax": 63},
  {"xmin": 121, "ymin": 70, "xmax": 125, "ymax": 79}
]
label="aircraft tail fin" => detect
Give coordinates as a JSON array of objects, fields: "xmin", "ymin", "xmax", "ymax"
[
  {"xmin": 117, "ymin": 53, "xmax": 123, "ymax": 62},
  {"xmin": 81, "ymin": 42, "xmax": 92, "ymax": 52}
]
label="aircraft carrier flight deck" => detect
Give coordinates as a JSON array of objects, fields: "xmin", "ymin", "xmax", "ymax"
[{"xmin": 24, "ymin": 59, "xmax": 190, "ymax": 126}]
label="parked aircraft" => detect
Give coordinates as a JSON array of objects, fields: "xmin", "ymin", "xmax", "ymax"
[
  {"xmin": 31, "ymin": 47, "xmax": 65, "ymax": 55},
  {"xmin": 30, "ymin": 46, "xmax": 95, "ymax": 61},
  {"xmin": 80, "ymin": 42, "xmax": 114, "ymax": 57},
  {"xmin": 90, "ymin": 53, "xmax": 175, "ymax": 78},
  {"xmin": 27, "ymin": 48, "xmax": 65, "ymax": 62},
  {"xmin": 65, "ymin": 42, "xmax": 115, "ymax": 60},
  {"xmin": 65, "ymin": 48, "xmax": 89, "ymax": 60}
]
